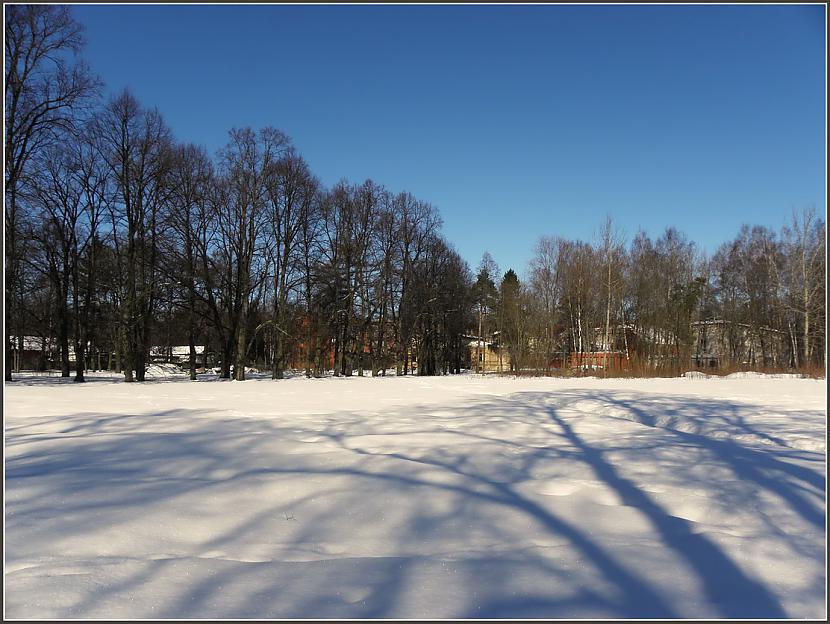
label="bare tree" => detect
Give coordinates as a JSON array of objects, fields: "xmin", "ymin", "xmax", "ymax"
[
  {"xmin": 781, "ymin": 207, "xmax": 825, "ymax": 367},
  {"xmin": 528, "ymin": 236, "xmax": 565, "ymax": 372},
  {"xmin": 411, "ymin": 235, "xmax": 470, "ymax": 376},
  {"xmin": 27, "ymin": 128, "xmax": 108, "ymax": 382},
  {"xmin": 4, "ymin": 5, "xmax": 100, "ymax": 381},
  {"xmin": 165, "ymin": 144, "xmax": 213, "ymax": 379},
  {"xmin": 214, "ymin": 127, "xmax": 289, "ymax": 380},
  {"xmin": 597, "ymin": 216, "xmax": 625, "ymax": 360},
  {"xmin": 264, "ymin": 149, "xmax": 318, "ymax": 379},
  {"xmin": 296, "ymin": 184, "xmax": 325, "ymax": 377},
  {"xmin": 93, "ymin": 90, "xmax": 172, "ymax": 381},
  {"xmin": 393, "ymin": 195, "xmax": 441, "ymax": 375},
  {"xmin": 369, "ymin": 190, "xmax": 399, "ymax": 376},
  {"xmin": 27, "ymin": 144, "xmax": 79, "ymax": 377}
]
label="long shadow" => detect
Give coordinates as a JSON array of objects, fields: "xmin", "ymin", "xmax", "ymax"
[
  {"xmin": 5, "ymin": 384, "xmax": 824, "ymax": 618},
  {"xmin": 319, "ymin": 430, "xmax": 677, "ymax": 617},
  {"xmin": 6, "ymin": 407, "xmax": 677, "ymax": 618},
  {"xmin": 594, "ymin": 393, "xmax": 826, "ymax": 529},
  {"xmin": 545, "ymin": 403, "xmax": 789, "ymax": 618},
  {"xmin": 5, "ymin": 374, "xmax": 124, "ymax": 386},
  {"xmin": 4, "ymin": 372, "xmax": 232, "ymax": 386}
]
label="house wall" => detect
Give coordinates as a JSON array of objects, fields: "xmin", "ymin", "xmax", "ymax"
[
  {"xmin": 692, "ymin": 322, "xmax": 788, "ymax": 367},
  {"xmin": 469, "ymin": 343, "xmax": 510, "ymax": 372}
]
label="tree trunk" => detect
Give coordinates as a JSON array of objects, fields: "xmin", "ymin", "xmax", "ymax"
[
  {"xmin": 15, "ymin": 334, "xmax": 22, "ymax": 373},
  {"xmin": 234, "ymin": 299, "xmax": 248, "ymax": 381},
  {"xmin": 305, "ymin": 313, "xmax": 315, "ymax": 378},
  {"xmin": 58, "ymin": 305, "xmax": 70, "ymax": 377},
  {"xmin": 220, "ymin": 337, "xmax": 233, "ymax": 379},
  {"xmin": 477, "ymin": 305, "xmax": 483, "ymax": 373},
  {"xmin": 314, "ymin": 330, "xmax": 324, "ymax": 377},
  {"xmin": 373, "ymin": 312, "xmax": 385, "ymax": 377},
  {"xmin": 604, "ymin": 260, "xmax": 612, "ymax": 352},
  {"xmin": 789, "ymin": 321, "xmax": 799, "ymax": 369},
  {"xmin": 803, "ymin": 288, "xmax": 810, "ymax": 367},
  {"xmin": 74, "ymin": 337, "xmax": 86, "ymax": 382},
  {"xmin": 357, "ymin": 327, "xmax": 366, "ymax": 377},
  {"xmin": 272, "ymin": 325, "xmax": 286, "ymax": 380},
  {"xmin": 5, "ymin": 186, "xmax": 18, "ymax": 382},
  {"xmin": 132, "ymin": 314, "xmax": 147, "ymax": 382},
  {"xmin": 188, "ymin": 330, "xmax": 197, "ymax": 381},
  {"xmin": 113, "ymin": 325, "xmax": 121, "ymax": 373},
  {"xmin": 73, "ymin": 310, "xmax": 85, "ymax": 383}
]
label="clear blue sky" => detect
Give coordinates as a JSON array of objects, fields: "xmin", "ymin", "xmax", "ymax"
[{"xmin": 71, "ymin": 4, "xmax": 826, "ymax": 278}]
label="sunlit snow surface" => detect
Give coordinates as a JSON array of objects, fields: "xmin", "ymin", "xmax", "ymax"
[{"xmin": 4, "ymin": 372, "xmax": 826, "ymax": 618}]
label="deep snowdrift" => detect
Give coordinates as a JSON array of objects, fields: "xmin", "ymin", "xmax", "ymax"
[{"xmin": 4, "ymin": 374, "xmax": 826, "ymax": 618}]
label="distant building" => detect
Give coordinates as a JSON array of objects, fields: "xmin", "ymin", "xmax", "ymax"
[
  {"xmin": 465, "ymin": 334, "xmax": 511, "ymax": 373},
  {"xmin": 8, "ymin": 335, "xmax": 103, "ymax": 371},
  {"xmin": 691, "ymin": 319, "xmax": 789, "ymax": 368},
  {"xmin": 8, "ymin": 335, "xmax": 54, "ymax": 370},
  {"xmin": 149, "ymin": 345, "xmax": 208, "ymax": 367}
]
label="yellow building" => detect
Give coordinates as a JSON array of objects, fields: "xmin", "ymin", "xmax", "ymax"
[{"xmin": 467, "ymin": 336, "xmax": 511, "ymax": 373}]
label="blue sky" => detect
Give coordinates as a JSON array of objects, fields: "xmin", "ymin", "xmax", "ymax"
[{"xmin": 71, "ymin": 4, "xmax": 825, "ymax": 278}]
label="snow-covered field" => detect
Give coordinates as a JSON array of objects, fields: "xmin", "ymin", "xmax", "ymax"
[{"xmin": 4, "ymin": 373, "xmax": 826, "ymax": 618}]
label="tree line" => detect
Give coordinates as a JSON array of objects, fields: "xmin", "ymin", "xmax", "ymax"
[
  {"xmin": 5, "ymin": 6, "xmax": 475, "ymax": 383},
  {"xmin": 5, "ymin": 6, "xmax": 825, "ymax": 382},
  {"xmin": 475, "ymin": 213, "xmax": 825, "ymax": 376}
]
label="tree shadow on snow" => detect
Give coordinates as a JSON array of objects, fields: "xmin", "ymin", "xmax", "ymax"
[{"xmin": 4, "ymin": 388, "xmax": 825, "ymax": 618}]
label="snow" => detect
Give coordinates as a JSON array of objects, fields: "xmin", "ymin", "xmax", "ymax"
[
  {"xmin": 4, "ymin": 373, "xmax": 826, "ymax": 619},
  {"xmin": 144, "ymin": 363, "xmax": 186, "ymax": 379},
  {"xmin": 149, "ymin": 345, "xmax": 206, "ymax": 357}
]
